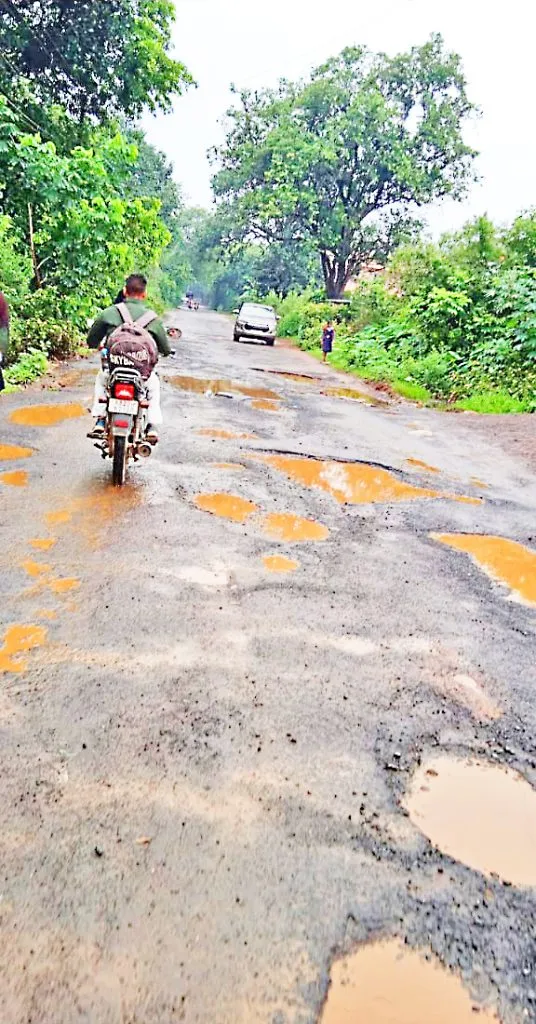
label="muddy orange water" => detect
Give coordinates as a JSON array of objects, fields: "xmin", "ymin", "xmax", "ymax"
[
  {"xmin": 321, "ymin": 939, "xmax": 499, "ymax": 1024},
  {"xmin": 264, "ymin": 370, "xmax": 318, "ymax": 383},
  {"xmin": 322, "ymin": 386, "xmax": 386, "ymax": 407},
  {"xmin": 46, "ymin": 509, "xmax": 73, "ymax": 527},
  {"xmin": 0, "ymin": 470, "xmax": 28, "ymax": 487},
  {"xmin": 37, "ymin": 610, "xmax": 58, "ymax": 621},
  {"xmin": 263, "ymin": 456, "xmax": 446, "ymax": 505},
  {"xmin": 170, "ymin": 376, "xmax": 279, "ymax": 400},
  {"xmin": 406, "ymin": 458, "xmax": 440, "ymax": 474},
  {"xmin": 198, "ymin": 429, "xmax": 257, "ymax": 441},
  {"xmin": 48, "ymin": 577, "xmax": 80, "ymax": 595},
  {"xmin": 261, "ymin": 513, "xmax": 329, "ymax": 543},
  {"xmin": 432, "ymin": 534, "xmax": 536, "ymax": 606},
  {"xmin": 9, "ymin": 403, "xmax": 86, "ymax": 427},
  {"xmin": 30, "ymin": 538, "xmax": 57, "ymax": 551},
  {"xmin": 21, "ymin": 559, "xmax": 52, "ymax": 578},
  {"xmin": 251, "ymin": 399, "xmax": 281, "ymax": 411},
  {"xmin": 0, "ymin": 624, "xmax": 47, "ymax": 674},
  {"xmin": 405, "ymin": 755, "xmax": 536, "ymax": 886},
  {"xmin": 0, "ymin": 443, "xmax": 34, "ymax": 461},
  {"xmin": 195, "ymin": 493, "xmax": 259, "ymax": 523},
  {"xmin": 44, "ymin": 483, "xmax": 141, "ymax": 548},
  {"xmin": 263, "ymin": 555, "xmax": 299, "ymax": 573},
  {"xmin": 212, "ymin": 463, "xmax": 247, "ymax": 471}
]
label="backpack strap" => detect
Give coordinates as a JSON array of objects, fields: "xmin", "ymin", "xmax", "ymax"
[
  {"xmin": 117, "ymin": 302, "xmax": 134, "ymax": 324},
  {"xmin": 135, "ymin": 309, "xmax": 158, "ymax": 330}
]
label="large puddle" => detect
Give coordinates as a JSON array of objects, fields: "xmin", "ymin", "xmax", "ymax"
[
  {"xmin": 195, "ymin": 493, "xmax": 259, "ymax": 523},
  {"xmin": 432, "ymin": 534, "xmax": 536, "ymax": 606},
  {"xmin": 0, "ymin": 625, "xmax": 47, "ymax": 674},
  {"xmin": 9, "ymin": 403, "xmax": 86, "ymax": 427},
  {"xmin": 321, "ymin": 939, "xmax": 498, "ymax": 1023},
  {"xmin": 261, "ymin": 512, "xmax": 329, "ymax": 543},
  {"xmin": 261, "ymin": 455, "xmax": 475, "ymax": 505},
  {"xmin": 251, "ymin": 399, "xmax": 281, "ymax": 411},
  {"xmin": 0, "ymin": 470, "xmax": 28, "ymax": 487},
  {"xmin": 0, "ymin": 443, "xmax": 34, "ymax": 460},
  {"xmin": 169, "ymin": 375, "xmax": 279, "ymax": 400},
  {"xmin": 322, "ymin": 386, "xmax": 387, "ymax": 407},
  {"xmin": 404, "ymin": 755, "xmax": 536, "ymax": 886}
]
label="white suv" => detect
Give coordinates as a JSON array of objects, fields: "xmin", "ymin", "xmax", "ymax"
[{"xmin": 233, "ymin": 303, "xmax": 277, "ymax": 346}]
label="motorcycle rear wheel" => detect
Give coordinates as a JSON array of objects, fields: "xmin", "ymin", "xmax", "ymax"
[{"xmin": 112, "ymin": 435, "xmax": 127, "ymax": 486}]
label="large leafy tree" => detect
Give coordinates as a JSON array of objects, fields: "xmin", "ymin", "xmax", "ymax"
[
  {"xmin": 212, "ymin": 36, "xmax": 476, "ymax": 297},
  {"xmin": 0, "ymin": 0, "xmax": 191, "ymax": 125}
]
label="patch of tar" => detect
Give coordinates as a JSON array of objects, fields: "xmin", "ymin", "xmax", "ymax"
[{"xmin": 432, "ymin": 533, "xmax": 536, "ymax": 606}]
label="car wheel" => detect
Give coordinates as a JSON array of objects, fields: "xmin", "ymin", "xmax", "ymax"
[
  {"xmin": 234, "ymin": 333, "xmax": 241, "ymax": 342},
  {"xmin": 266, "ymin": 338, "xmax": 275, "ymax": 347}
]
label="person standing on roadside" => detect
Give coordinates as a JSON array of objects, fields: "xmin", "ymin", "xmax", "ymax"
[
  {"xmin": 322, "ymin": 320, "xmax": 335, "ymax": 363},
  {"xmin": 0, "ymin": 290, "xmax": 9, "ymax": 392}
]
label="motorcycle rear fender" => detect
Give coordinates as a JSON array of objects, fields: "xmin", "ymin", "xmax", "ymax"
[{"xmin": 110, "ymin": 414, "xmax": 133, "ymax": 437}]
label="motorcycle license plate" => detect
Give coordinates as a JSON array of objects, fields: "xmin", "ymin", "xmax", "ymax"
[{"xmin": 108, "ymin": 399, "xmax": 139, "ymax": 414}]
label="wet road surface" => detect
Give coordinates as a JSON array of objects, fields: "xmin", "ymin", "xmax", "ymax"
[{"xmin": 0, "ymin": 308, "xmax": 535, "ymax": 1023}]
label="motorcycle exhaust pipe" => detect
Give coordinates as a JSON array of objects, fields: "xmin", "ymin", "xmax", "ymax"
[{"xmin": 137, "ymin": 442, "xmax": 153, "ymax": 459}]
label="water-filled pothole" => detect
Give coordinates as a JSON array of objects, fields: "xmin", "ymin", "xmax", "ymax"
[
  {"xmin": 404, "ymin": 755, "xmax": 536, "ymax": 885},
  {"xmin": 261, "ymin": 512, "xmax": 329, "ymax": 543},
  {"xmin": 262, "ymin": 555, "xmax": 299, "ymax": 573},
  {"xmin": 0, "ymin": 625, "xmax": 47, "ymax": 674},
  {"xmin": 321, "ymin": 939, "xmax": 498, "ymax": 1023},
  {"xmin": 262, "ymin": 455, "xmax": 478, "ymax": 505},
  {"xmin": 194, "ymin": 493, "xmax": 259, "ymax": 523},
  {"xmin": 406, "ymin": 458, "xmax": 440, "ymax": 474},
  {"xmin": 322, "ymin": 386, "xmax": 387, "ymax": 407},
  {"xmin": 0, "ymin": 443, "xmax": 34, "ymax": 460},
  {"xmin": 198, "ymin": 429, "xmax": 257, "ymax": 440},
  {"xmin": 0, "ymin": 470, "xmax": 28, "ymax": 487},
  {"xmin": 9, "ymin": 404, "xmax": 86, "ymax": 427},
  {"xmin": 432, "ymin": 534, "xmax": 536, "ymax": 606},
  {"xmin": 169, "ymin": 375, "xmax": 279, "ymax": 400}
]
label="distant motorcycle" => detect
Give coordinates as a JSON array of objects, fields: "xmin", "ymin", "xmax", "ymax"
[{"xmin": 92, "ymin": 329, "xmax": 180, "ymax": 486}]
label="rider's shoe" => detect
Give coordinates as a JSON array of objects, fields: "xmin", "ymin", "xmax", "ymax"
[
  {"xmin": 87, "ymin": 418, "xmax": 106, "ymax": 439},
  {"xmin": 145, "ymin": 424, "xmax": 159, "ymax": 445}
]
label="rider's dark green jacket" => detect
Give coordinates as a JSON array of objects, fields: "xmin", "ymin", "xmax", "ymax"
[{"xmin": 86, "ymin": 299, "xmax": 172, "ymax": 356}]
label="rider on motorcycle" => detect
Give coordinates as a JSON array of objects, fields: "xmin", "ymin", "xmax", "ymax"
[{"xmin": 87, "ymin": 274, "xmax": 172, "ymax": 442}]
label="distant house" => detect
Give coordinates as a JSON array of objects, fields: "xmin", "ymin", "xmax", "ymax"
[{"xmin": 345, "ymin": 262, "xmax": 385, "ymax": 292}]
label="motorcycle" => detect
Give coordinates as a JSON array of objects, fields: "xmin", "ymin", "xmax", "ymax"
[{"xmin": 92, "ymin": 329, "xmax": 180, "ymax": 486}]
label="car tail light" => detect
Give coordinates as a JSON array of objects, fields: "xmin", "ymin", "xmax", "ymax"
[{"xmin": 113, "ymin": 382, "xmax": 135, "ymax": 400}]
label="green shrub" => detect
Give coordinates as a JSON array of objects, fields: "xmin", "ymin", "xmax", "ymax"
[
  {"xmin": 5, "ymin": 349, "xmax": 48, "ymax": 386},
  {"xmin": 455, "ymin": 391, "xmax": 529, "ymax": 414}
]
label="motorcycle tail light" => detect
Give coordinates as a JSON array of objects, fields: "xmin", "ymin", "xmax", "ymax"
[{"xmin": 113, "ymin": 382, "xmax": 135, "ymax": 400}]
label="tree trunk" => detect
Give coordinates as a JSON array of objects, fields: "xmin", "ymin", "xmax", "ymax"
[{"xmin": 320, "ymin": 251, "xmax": 354, "ymax": 299}]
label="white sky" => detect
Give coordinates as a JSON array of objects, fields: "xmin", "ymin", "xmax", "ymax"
[{"xmin": 143, "ymin": 0, "xmax": 534, "ymax": 235}]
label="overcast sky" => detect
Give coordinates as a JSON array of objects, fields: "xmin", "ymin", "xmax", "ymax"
[{"xmin": 143, "ymin": 0, "xmax": 533, "ymax": 235}]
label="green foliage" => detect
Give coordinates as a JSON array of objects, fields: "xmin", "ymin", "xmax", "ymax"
[
  {"xmin": 455, "ymin": 391, "xmax": 529, "ymax": 414},
  {"xmin": 213, "ymin": 35, "xmax": 476, "ymax": 297},
  {"xmin": 5, "ymin": 349, "xmax": 48, "ymax": 387},
  {"xmin": 0, "ymin": 0, "xmax": 192, "ymax": 125}
]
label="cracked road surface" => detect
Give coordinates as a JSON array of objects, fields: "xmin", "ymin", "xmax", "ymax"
[{"xmin": 0, "ymin": 308, "xmax": 535, "ymax": 1023}]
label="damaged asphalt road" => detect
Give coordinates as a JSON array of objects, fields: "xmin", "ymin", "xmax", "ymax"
[{"xmin": 0, "ymin": 307, "xmax": 535, "ymax": 1023}]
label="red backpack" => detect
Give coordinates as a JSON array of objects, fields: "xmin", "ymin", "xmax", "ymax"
[{"xmin": 107, "ymin": 303, "xmax": 159, "ymax": 381}]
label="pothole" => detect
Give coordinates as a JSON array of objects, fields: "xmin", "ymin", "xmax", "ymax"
[
  {"xmin": 0, "ymin": 444, "xmax": 34, "ymax": 460},
  {"xmin": 251, "ymin": 399, "xmax": 282, "ymax": 411},
  {"xmin": 198, "ymin": 429, "xmax": 257, "ymax": 440},
  {"xmin": 406, "ymin": 458, "xmax": 440, "ymax": 474},
  {"xmin": 194, "ymin": 493, "xmax": 259, "ymax": 523},
  {"xmin": 432, "ymin": 534, "xmax": 536, "ymax": 606},
  {"xmin": 169, "ymin": 375, "xmax": 279, "ymax": 400},
  {"xmin": 404, "ymin": 755, "xmax": 536, "ymax": 885},
  {"xmin": 9, "ymin": 403, "xmax": 86, "ymax": 427},
  {"xmin": 0, "ymin": 625, "xmax": 48, "ymax": 674},
  {"xmin": 0, "ymin": 470, "xmax": 28, "ymax": 487},
  {"xmin": 321, "ymin": 386, "xmax": 387, "ymax": 407},
  {"xmin": 262, "ymin": 555, "xmax": 299, "ymax": 573},
  {"xmin": 321, "ymin": 939, "xmax": 499, "ymax": 1023},
  {"xmin": 261, "ymin": 512, "xmax": 329, "ymax": 543},
  {"xmin": 262, "ymin": 455, "xmax": 478, "ymax": 505}
]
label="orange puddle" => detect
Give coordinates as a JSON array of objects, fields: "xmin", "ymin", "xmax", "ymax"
[
  {"xmin": 170, "ymin": 376, "xmax": 279, "ymax": 400},
  {"xmin": 261, "ymin": 513, "xmax": 329, "ymax": 543},
  {"xmin": 0, "ymin": 443, "xmax": 34, "ymax": 461},
  {"xmin": 263, "ymin": 555, "xmax": 299, "ymax": 573},
  {"xmin": 49, "ymin": 577, "xmax": 80, "ymax": 595},
  {"xmin": 321, "ymin": 939, "xmax": 499, "ymax": 1024},
  {"xmin": 30, "ymin": 539, "xmax": 57, "ymax": 552},
  {"xmin": 0, "ymin": 625, "xmax": 47, "ymax": 674},
  {"xmin": 471, "ymin": 477, "xmax": 489, "ymax": 489},
  {"xmin": 212, "ymin": 463, "xmax": 247, "ymax": 471},
  {"xmin": 194, "ymin": 493, "xmax": 259, "ymax": 523},
  {"xmin": 198, "ymin": 429, "xmax": 257, "ymax": 440},
  {"xmin": 261, "ymin": 455, "xmax": 475, "ymax": 505},
  {"xmin": 322, "ymin": 386, "xmax": 386, "ymax": 407},
  {"xmin": 406, "ymin": 458, "xmax": 440, "ymax": 474},
  {"xmin": 432, "ymin": 534, "xmax": 536, "ymax": 606},
  {"xmin": 46, "ymin": 509, "xmax": 72, "ymax": 527},
  {"xmin": 44, "ymin": 484, "xmax": 141, "ymax": 549},
  {"xmin": 251, "ymin": 399, "xmax": 281, "ymax": 411},
  {"xmin": 405, "ymin": 756, "xmax": 536, "ymax": 886},
  {"xmin": 37, "ymin": 610, "xmax": 58, "ymax": 621},
  {"xmin": 9, "ymin": 403, "xmax": 86, "ymax": 427},
  {"xmin": 21, "ymin": 559, "xmax": 52, "ymax": 578},
  {"xmin": 264, "ymin": 371, "xmax": 317, "ymax": 383},
  {"xmin": 0, "ymin": 470, "xmax": 28, "ymax": 487}
]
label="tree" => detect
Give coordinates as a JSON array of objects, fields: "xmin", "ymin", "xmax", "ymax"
[
  {"xmin": 0, "ymin": 0, "xmax": 192, "ymax": 125},
  {"xmin": 212, "ymin": 36, "xmax": 476, "ymax": 298},
  {"xmin": 126, "ymin": 131, "xmax": 183, "ymax": 230}
]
